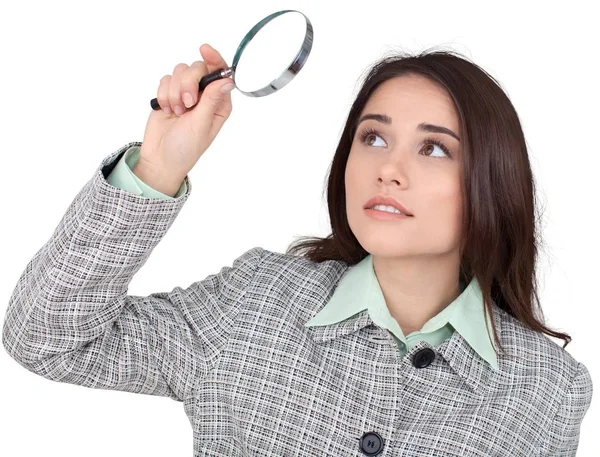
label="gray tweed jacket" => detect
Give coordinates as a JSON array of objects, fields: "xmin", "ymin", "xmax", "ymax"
[{"xmin": 2, "ymin": 142, "xmax": 593, "ymax": 456}]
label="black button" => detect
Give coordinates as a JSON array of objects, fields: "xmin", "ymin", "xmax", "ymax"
[
  {"xmin": 359, "ymin": 431, "xmax": 384, "ymax": 456},
  {"xmin": 412, "ymin": 347, "xmax": 435, "ymax": 368}
]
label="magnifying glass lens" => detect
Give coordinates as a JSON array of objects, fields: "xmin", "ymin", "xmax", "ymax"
[{"xmin": 234, "ymin": 12, "xmax": 307, "ymax": 94}]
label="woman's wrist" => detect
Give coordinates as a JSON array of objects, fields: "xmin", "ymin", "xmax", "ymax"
[{"xmin": 132, "ymin": 159, "xmax": 185, "ymax": 198}]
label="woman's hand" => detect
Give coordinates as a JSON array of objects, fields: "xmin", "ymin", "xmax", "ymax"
[{"xmin": 137, "ymin": 44, "xmax": 235, "ymax": 186}]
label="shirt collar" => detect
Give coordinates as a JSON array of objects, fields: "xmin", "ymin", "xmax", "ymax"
[{"xmin": 304, "ymin": 254, "xmax": 502, "ymax": 389}]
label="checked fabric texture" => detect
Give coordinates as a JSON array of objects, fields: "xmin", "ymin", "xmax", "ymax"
[{"xmin": 3, "ymin": 142, "xmax": 593, "ymax": 456}]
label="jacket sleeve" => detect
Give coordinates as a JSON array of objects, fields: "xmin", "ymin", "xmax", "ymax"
[
  {"xmin": 546, "ymin": 360, "xmax": 594, "ymax": 455},
  {"xmin": 2, "ymin": 142, "xmax": 264, "ymax": 403}
]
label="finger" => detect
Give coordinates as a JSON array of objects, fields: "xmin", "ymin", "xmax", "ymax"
[
  {"xmin": 168, "ymin": 63, "xmax": 189, "ymax": 116},
  {"xmin": 156, "ymin": 74, "xmax": 173, "ymax": 115},
  {"xmin": 199, "ymin": 43, "xmax": 230, "ymax": 75},
  {"xmin": 192, "ymin": 77, "xmax": 234, "ymax": 136},
  {"xmin": 180, "ymin": 60, "xmax": 208, "ymax": 108},
  {"xmin": 199, "ymin": 44, "xmax": 233, "ymax": 105}
]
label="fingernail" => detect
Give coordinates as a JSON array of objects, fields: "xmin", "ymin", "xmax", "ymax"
[
  {"xmin": 183, "ymin": 92, "xmax": 194, "ymax": 108},
  {"xmin": 220, "ymin": 83, "xmax": 235, "ymax": 94}
]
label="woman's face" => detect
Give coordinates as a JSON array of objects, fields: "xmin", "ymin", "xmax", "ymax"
[{"xmin": 345, "ymin": 74, "xmax": 464, "ymax": 259}]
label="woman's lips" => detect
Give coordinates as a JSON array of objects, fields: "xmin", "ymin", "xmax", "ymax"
[{"xmin": 364, "ymin": 208, "xmax": 413, "ymax": 220}]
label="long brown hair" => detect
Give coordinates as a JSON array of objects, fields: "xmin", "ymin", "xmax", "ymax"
[{"xmin": 285, "ymin": 47, "xmax": 571, "ymax": 353}]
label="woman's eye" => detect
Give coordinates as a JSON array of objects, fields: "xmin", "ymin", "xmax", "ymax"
[
  {"xmin": 422, "ymin": 143, "xmax": 447, "ymax": 158},
  {"xmin": 364, "ymin": 133, "xmax": 386, "ymax": 147},
  {"xmin": 359, "ymin": 130, "xmax": 451, "ymax": 158}
]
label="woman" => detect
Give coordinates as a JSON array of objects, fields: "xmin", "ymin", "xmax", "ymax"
[{"xmin": 2, "ymin": 43, "xmax": 593, "ymax": 456}]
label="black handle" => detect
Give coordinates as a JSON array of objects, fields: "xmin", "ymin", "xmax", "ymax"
[{"xmin": 150, "ymin": 68, "xmax": 226, "ymax": 110}]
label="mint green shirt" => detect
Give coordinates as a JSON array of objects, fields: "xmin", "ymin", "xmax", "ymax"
[
  {"xmin": 107, "ymin": 144, "xmax": 498, "ymax": 370},
  {"xmin": 304, "ymin": 254, "xmax": 499, "ymax": 369}
]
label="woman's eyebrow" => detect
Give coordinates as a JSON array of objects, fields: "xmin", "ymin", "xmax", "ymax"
[{"xmin": 356, "ymin": 113, "xmax": 461, "ymax": 142}]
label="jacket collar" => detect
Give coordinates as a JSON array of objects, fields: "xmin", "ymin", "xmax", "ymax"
[
  {"xmin": 304, "ymin": 306, "xmax": 506, "ymax": 396},
  {"xmin": 304, "ymin": 255, "xmax": 506, "ymax": 395}
]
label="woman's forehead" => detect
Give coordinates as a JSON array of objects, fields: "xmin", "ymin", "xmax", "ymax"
[{"xmin": 364, "ymin": 77, "xmax": 460, "ymax": 133}]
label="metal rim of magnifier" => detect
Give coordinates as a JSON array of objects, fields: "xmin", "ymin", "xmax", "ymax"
[{"xmin": 229, "ymin": 9, "xmax": 313, "ymax": 97}]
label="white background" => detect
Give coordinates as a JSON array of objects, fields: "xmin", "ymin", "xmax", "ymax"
[{"xmin": 0, "ymin": 0, "xmax": 597, "ymax": 455}]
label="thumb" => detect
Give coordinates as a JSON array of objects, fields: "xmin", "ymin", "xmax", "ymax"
[{"xmin": 192, "ymin": 78, "xmax": 234, "ymax": 125}]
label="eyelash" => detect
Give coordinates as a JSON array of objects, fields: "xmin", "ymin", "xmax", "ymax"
[{"xmin": 356, "ymin": 127, "xmax": 452, "ymax": 159}]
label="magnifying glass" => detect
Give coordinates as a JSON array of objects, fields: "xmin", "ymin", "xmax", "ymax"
[{"xmin": 150, "ymin": 9, "xmax": 313, "ymax": 110}]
